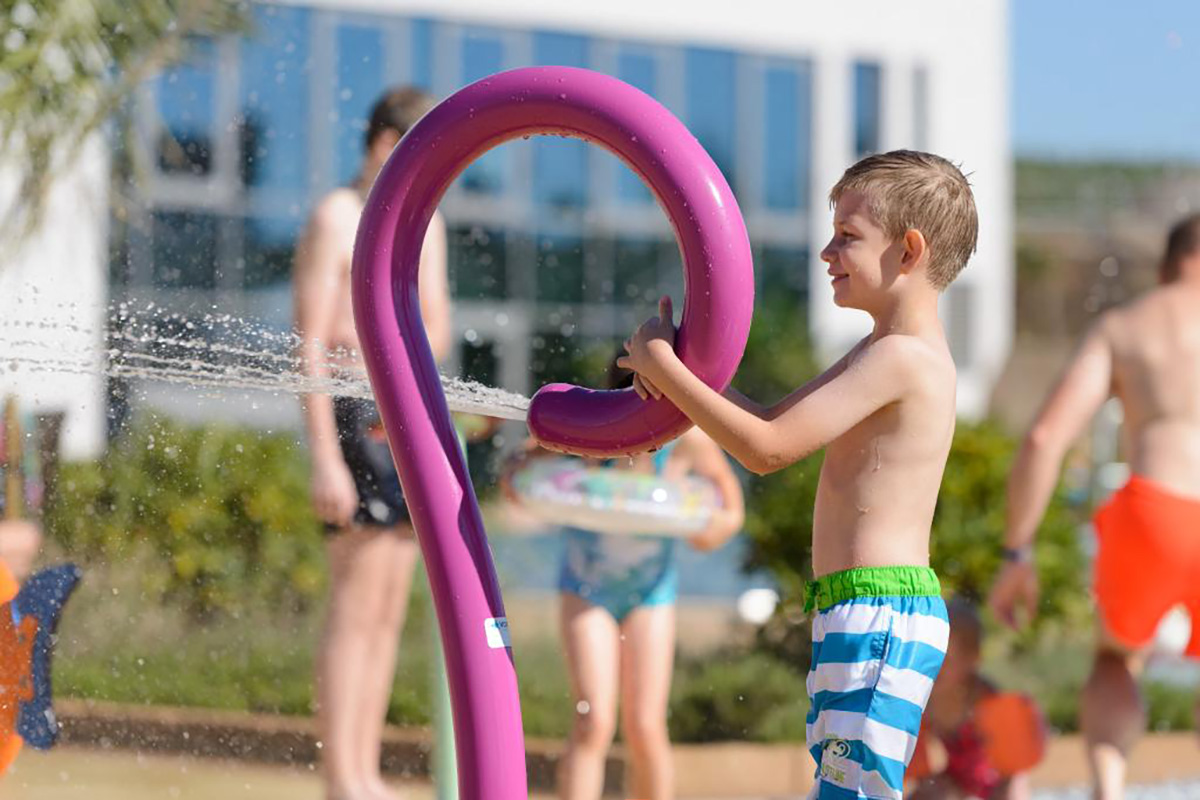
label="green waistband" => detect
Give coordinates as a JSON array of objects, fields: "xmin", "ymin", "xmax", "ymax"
[{"xmin": 804, "ymin": 566, "xmax": 941, "ymax": 612}]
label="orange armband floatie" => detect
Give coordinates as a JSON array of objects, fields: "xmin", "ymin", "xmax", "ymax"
[{"xmin": 0, "ymin": 564, "xmax": 82, "ymax": 776}]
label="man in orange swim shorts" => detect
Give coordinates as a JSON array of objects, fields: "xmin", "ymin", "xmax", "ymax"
[{"xmin": 989, "ymin": 214, "xmax": 1200, "ymax": 800}]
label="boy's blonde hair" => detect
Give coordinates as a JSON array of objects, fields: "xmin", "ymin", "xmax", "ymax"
[{"xmin": 830, "ymin": 150, "xmax": 978, "ymax": 290}]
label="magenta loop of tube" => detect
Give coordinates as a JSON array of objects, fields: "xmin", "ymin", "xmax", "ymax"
[{"xmin": 352, "ymin": 67, "xmax": 754, "ymax": 798}]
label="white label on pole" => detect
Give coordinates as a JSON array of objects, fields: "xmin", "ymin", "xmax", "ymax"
[{"xmin": 484, "ymin": 617, "xmax": 511, "ymax": 649}]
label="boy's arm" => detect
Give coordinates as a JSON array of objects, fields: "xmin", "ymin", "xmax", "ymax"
[
  {"xmin": 294, "ymin": 196, "xmax": 357, "ymax": 526},
  {"xmin": 721, "ymin": 341, "xmax": 863, "ymax": 419},
  {"xmin": 989, "ymin": 321, "xmax": 1113, "ymax": 629},
  {"xmin": 620, "ymin": 298, "xmax": 916, "ymax": 475}
]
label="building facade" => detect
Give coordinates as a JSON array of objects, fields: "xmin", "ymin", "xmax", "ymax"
[
  {"xmin": 116, "ymin": 0, "xmax": 1011, "ymax": 420},
  {"xmin": 0, "ymin": 136, "xmax": 109, "ymax": 459}
]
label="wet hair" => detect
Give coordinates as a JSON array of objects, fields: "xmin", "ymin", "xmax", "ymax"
[
  {"xmin": 1160, "ymin": 214, "xmax": 1200, "ymax": 284},
  {"xmin": 364, "ymin": 86, "xmax": 435, "ymax": 150},
  {"xmin": 946, "ymin": 595, "xmax": 983, "ymax": 655},
  {"xmin": 829, "ymin": 150, "xmax": 979, "ymax": 290}
]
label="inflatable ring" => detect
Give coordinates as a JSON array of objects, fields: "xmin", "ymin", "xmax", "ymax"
[
  {"xmin": 353, "ymin": 67, "xmax": 753, "ymax": 798},
  {"xmin": 510, "ymin": 457, "xmax": 718, "ymax": 536}
]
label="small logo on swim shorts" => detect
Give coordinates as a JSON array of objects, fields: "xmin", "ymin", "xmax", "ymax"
[{"xmin": 823, "ymin": 737, "xmax": 851, "ymax": 760}]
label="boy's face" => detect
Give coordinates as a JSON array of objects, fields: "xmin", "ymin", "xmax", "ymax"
[{"xmin": 820, "ymin": 190, "xmax": 903, "ymax": 311}]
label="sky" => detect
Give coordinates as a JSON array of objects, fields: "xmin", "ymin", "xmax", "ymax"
[{"xmin": 1013, "ymin": 0, "xmax": 1200, "ymax": 161}]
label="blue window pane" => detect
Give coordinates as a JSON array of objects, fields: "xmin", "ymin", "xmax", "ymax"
[
  {"xmin": 156, "ymin": 38, "xmax": 217, "ymax": 176},
  {"xmin": 685, "ymin": 48, "xmax": 737, "ymax": 188},
  {"xmin": 616, "ymin": 51, "xmax": 656, "ymax": 205},
  {"xmin": 411, "ymin": 19, "xmax": 435, "ymax": 91},
  {"xmin": 758, "ymin": 245, "xmax": 808, "ymax": 307},
  {"xmin": 535, "ymin": 232, "xmax": 585, "ymax": 303},
  {"xmin": 854, "ymin": 61, "xmax": 882, "ymax": 157},
  {"xmin": 239, "ymin": 5, "xmax": 312, "ymax": 192},
  {"xmin": 449, "ymin": 225, "xmax": 507, "ymax": 299},
  {"xmin": 152, "ymin": 211, "xmax": 221, "ymax": 289},
  {"xmin": 763, "ymin": 63, "xmax": 812, "ymax": 211},
  {"xmin": 460, "ymin": 31, "xmax": 507, "ymax": 195},
  {"xmin": 334, "ymin": 23, "xmax": 385, "ymax": 186},
  {"xmin": 533, "ymin": 32, "xmax": 589, "ymax": 208},
  {"xmin": 243, "ymin": 212, "xmax": 303, "ymax": 289},
  {"xmin": 763, "ymin": 68, "xmax": 798, "ymax": 210}
]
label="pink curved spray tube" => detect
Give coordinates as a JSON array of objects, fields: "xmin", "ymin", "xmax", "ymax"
[{"xmin": 352, "ymin": 67, "xmax": 753, "ymax": 796}]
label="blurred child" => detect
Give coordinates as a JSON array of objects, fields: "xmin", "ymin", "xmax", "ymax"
[
  {"xmin": 1, "ymin": 401, "xmax": 78, "ymax": 777},
  {"xmin": 907, "ymin": 597, "xmax": 1044, "ymax": 800},
  {"xmin": 294, "ymin": 86, "xmax": 450, "ymax": 800},
  {"xmin": 508, "ymin": 360, "xmax": 744, "ymax": 800}
]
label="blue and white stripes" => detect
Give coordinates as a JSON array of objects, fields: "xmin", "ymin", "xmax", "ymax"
[{"xmin": 806, "ymin": 594, "xmax": 949, "ymax": 799}]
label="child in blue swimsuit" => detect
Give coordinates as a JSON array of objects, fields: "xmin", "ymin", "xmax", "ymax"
[{"xmin": 509, "ymin": 359, "xmax": 745, "ymax": 800}]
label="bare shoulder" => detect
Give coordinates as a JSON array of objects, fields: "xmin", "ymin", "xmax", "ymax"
[
  {"xmin": 308, "ymin": 188, "xmax": 362, "ymax": 233},
  {"xmin": 864, "ymin": 333, "xmax": 953, "ymax": 377},
  {"xmin": 1084, "ymin": 297, "xmax": 1144, "ymax": 348}
]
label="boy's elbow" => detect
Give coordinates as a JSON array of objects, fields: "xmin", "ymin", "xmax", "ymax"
[{"xmin": 742, "ymin": 451, "xmax": 786, "ymax": 476}]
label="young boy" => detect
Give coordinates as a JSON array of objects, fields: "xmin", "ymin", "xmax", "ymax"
[
  {"xmin": 294, "ymin": 87, "xmax": 450, "ymax": 800},
  {"xmin": 617, "ymin": 150, "xmax": 978, "ymax": 798}
]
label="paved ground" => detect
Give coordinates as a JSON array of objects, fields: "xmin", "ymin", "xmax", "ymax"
[
  {"xmin": 6, "ymin": 745, "xmax": 1199, "ymax": 799},
  {"xmin": 1034, "ymin": 782, "xmax": 1200, "ymax": 800},
  {"xmin": 5, "ymin": 747, "xmax": 435, "ymax": 800},
  {"xmin": 5, "ymin": 747, "xmax": 566, "ymax": 800}
]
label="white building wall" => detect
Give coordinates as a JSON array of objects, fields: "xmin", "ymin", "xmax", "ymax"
[
  {"xmin": 0, "ymin": 136, "xmax": 109, "ymax": 459},
  {"xmin": 290, "ymin": 0, "xmax": 1013, "ymax": 419}
]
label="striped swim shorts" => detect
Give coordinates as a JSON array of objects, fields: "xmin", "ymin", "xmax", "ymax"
[{"xmin": 804, "ymin": 566, "xmax": 948, "ymax": 799}]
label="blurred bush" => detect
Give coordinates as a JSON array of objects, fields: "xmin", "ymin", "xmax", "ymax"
[
  {"xmin": 670, "ymin": 650, "xmax": 808, "ymax": 743},
  {"xmin": 46, "ymin": 417, "xmax": 325, "ymax": 618}
]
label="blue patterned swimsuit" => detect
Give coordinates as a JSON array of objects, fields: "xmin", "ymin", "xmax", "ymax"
[{"xmin": 558, "ymin": 446, "xmax": 678, "ymax": 621}]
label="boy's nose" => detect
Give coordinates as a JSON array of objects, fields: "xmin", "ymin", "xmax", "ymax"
[{"xmin": 819, "ymin": 243, "xmax": 836, "ymax": 263}]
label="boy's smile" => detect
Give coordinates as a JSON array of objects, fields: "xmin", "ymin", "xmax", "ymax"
[{"xmin": 820, "ymin": 190, "xmax": 889, "ymax": 309}]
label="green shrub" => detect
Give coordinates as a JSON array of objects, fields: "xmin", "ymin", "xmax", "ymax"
[
  {"xmin": 46, "ymin": 417, "xmax": 325, "ymax": 618},
  {"xmin": 670, "ymin": 650, "xmax": 808, "ymax": 742}
]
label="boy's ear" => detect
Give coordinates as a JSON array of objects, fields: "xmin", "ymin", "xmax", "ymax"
[{"xmin": 900, "ymin": 229, "xmax": 928, "ymax": 273}]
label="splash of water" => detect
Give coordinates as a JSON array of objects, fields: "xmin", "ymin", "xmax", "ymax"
[{"xmin": 0, "ymin": 301, "xmax": 531, "ymax": 421}]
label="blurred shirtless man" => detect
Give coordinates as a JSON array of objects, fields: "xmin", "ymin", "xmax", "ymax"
[{"xmin": 990, "ymin": 215, "xmax": 1200, "ymax": 800}]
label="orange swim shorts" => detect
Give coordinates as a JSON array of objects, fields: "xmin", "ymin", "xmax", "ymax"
[{"xmin": 1093, "ymin": 475, "xmax": 1200, "ymax": 657}]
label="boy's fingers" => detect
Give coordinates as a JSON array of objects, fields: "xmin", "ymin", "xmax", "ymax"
[
  {"xmin": 659, "ymin": 295, "xmax": 673, "ymax": 324},
  {"xmin": 632, "ymin": 375, "xmax": 649, "ymax": 400},
  {"xmin": 616, "ymin": 355, "xmax": 632, "ymax": 370}
]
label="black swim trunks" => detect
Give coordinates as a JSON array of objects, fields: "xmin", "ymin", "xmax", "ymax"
[{"xmin": 327, "ymin": 396, "xmax": 410, "ymax": 532}]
